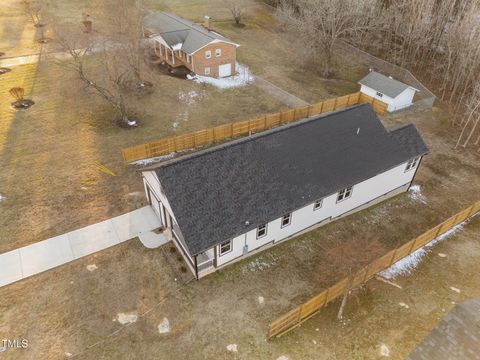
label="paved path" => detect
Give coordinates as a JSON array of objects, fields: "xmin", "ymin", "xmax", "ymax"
[
  {"xmin": 253, "ymin": 76, "xmax": 309, "ymax": 108},
  {"xmin": 0, "ymin": 206, "xmax": 169, "ymax": 288}
]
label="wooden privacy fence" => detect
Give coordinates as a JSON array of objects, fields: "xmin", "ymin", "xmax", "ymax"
[
  {"xmin": 267, "ymin": 201, "xmax": 480, "ymax": 339},
  {"xmin": 122, "ymin": 92, "xmax": 387, "ymax": 163}
]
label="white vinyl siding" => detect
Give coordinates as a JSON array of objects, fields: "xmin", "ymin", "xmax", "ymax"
[{"xmin": 214, "ymin": 159, "xmax": 420, "ymax": 268}]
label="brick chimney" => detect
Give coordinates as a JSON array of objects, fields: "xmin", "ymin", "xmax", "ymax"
[{"xmin": 203, "ymin": 15, "xmax": 212, "ymax": 30}]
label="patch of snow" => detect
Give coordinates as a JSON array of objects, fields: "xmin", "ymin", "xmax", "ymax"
[
  {"xmin": 312, "ymin": 340, "xmax": 317, "ymax": 344},
  {"xmin": 276, "ymin": 356, "xmax": 289, "ymax": 360},
  {"xmin": 226, "ymin": 344, "xmax": 238, "ymax": 352},
  {"xmin": 178, "ymin": 89, "xmax": 200, "ymax": 106},
  {"xmin": 258, "ymin": 296, "xmax": 265, "ymax": 305},
  {"xmin": 172, "ymin": 121, "xmax": 179, "ymax": 129},
  {"xmin": 128, "ymin": 120, "xmax": 138, "ymax": 127},
  {"xmin": 379, "ymin": 247, "xmax": 427, "ymax": 279},
  {"xmin": 399, "ymin": 302, "xmax": 410, "ymax": 309},
  {"xmin": 450, "ymin": 286, "xmax": 461, "ymax": 293},
  {"xmin": 65, "ymin": 352, "xmax": 72, "ymax": 357},
  {"xmin": 379, "ymin": 343, "xmax": 390, "ymax": 357},
  {"xmin": 379, "ymin": 215, "xmax": 473, "ymax": 279},
  {"xmin": 315, "ymin": 328, "xmax": 319, "ymax": 332},
  {"xmin": 0, "ymin": 194, "xmax": 5, "ymax": 202},
  {"xmin": 158, "ymin": 317, "xmax": 170, "ymax": 333},
  {"xmin": 189, "ymin": 62, "xmax": 254, "ymax": 90},
  {"xmin": 242, "ymin": 257, "xmax": 275, "ymax": 273},
  {"xmin": 171, "ymin": 43, "xmax": 182, "ymax": 51},
  {"xmin": 130, "ymin": 152, "xmax": 176, "ymax": 166},
  {"xmin": 128, "ymin": 191, "xmax": 142, "ymax": 197},
  {"xmin": 408, "ymin": 185, "xmax": 427, "ymax": 204},
  {"xmin": 438, "ymin": 253, "xmax": 447, "ymax": 258},
  {"xmin": 116, "ymin": 312, "xmax": 138, "ymax": 324},
  {"xmin": 86, "ymin": 264, "xmax": 97, "ymax": 272}
]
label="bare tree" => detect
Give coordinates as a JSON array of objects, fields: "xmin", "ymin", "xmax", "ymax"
[
  {"xmin": 317, "ymin": 230, "xmax": 386, "ymax": 320},
  {"xmin": 21, "ymin": 0, "xmax": 44, "ymax": 27},
  {"xmin": 54, "ymin": 26, "xmax": 138, "ymax": 127},
  {"xmin": 276, "ymin": 0, "xmax": 376, "ymax": 77},
  {"xmin": 91, "ymin": 0, "xmax": 153, "ymax": 91},
  {"xmin": 225, "ymin": 0, "xmax": 245, "ymax": 26}
]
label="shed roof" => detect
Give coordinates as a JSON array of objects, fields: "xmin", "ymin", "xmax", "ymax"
[
  {"xmin": 359, "ymin": 71, "xmax": 419, "ymax": 98},
  {"xmin": 146, "ymin": 104, "xmax": 428, "ymax": 256},
  {"xmin": 143, "ymin": 12, "xmax": 239, "ymax": 54}
]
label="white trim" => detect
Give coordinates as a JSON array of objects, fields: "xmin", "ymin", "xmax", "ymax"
[
  {"xmin": 281, "ymin": 213, "xmax": 292, "ymax": 228},
  {"xmin": 336, "ymin": 186, "xmax": 353, "ymax": 203},
  {"xmin": 189, "ymin": 39, "xmax": 240, "ymax": 56},
  {"xmin": 257, "ymin": 224, "xmax": 267, "ymax": 239},
  {"xmin": 219, "ymin": 240, "xmax": 232, "ymax": 256}
]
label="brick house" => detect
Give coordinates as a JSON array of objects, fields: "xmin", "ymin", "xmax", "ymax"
[{"xmin": 143, "ymin": 12, "xmax": 240, "ymax": 78}]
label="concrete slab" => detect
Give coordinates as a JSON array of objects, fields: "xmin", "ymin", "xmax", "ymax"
[
  {"xmin": 0, "ymin": 206, "xmax": 162, "ymax": 288},
  {"xmin": 0, "ymin": 250, "xmax": 23, "ymax": 287},
  {"xmin": 19, "ymin": 235, "xmax": 73, "ymax": 277},
  {"xmin": 139, "ymin": 232, "xmax": 170, "ymax": 249},
  {"xmin": 111, "ymin": 207, "xmax": 161, "ymax": 242},
  {"xmin": 68, "ymin": 220, "xmax": 120, "ymax": 259}
]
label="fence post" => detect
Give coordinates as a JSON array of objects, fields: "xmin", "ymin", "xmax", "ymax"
[{"xmin": 333, "ymin": 97, "xmax": 338, "ymax": 110}]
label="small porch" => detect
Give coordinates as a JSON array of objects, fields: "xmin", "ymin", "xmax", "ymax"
[
  {"xmin": 151, "ymin": 41, "xmax": 190, "ymax": 69},
  {"xmin": 196, "ymin": 248, "xmax": 216, "ymax": 278}
]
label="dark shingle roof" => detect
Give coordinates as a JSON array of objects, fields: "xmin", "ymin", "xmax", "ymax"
[
  {"xmin": 150, "ymin": 104, "xmax": 428, "ymax": 256},
  {"xmin": 143, "ymin": 12, "xmax": 238, "ymax": 54},
  {"xmin": 407, "ymin": 298, "xmax": 480, "ymax": 360},
  {"xmin": 359, "ymin": 71, "xmax": 419, "ymax": 98}
]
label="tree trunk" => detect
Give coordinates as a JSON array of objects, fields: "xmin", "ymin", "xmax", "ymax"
[{"xmin": 338, "ymin": 273, "xmax": 355, "ymax": 320}]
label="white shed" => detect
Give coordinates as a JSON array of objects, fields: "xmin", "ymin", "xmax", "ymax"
[{"xmin": 358, "ymin": 71, "xmax": 419, "ymax": 112}]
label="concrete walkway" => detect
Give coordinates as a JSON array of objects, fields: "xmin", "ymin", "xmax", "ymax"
[
  {"xmin": 253, "ymin": 76, "xmax": 309, "ymax": 108},
  {"xmin": 0, "ymin": 206, "xmax": 169, "ymax": 288}
]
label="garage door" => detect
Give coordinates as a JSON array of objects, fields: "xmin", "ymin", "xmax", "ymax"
[{"xmin": 219, "ymin": 63, "xmax": 232, "ymax": 78}]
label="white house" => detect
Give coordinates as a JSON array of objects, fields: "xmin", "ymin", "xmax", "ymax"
[
  {"xmin": 359, "ymin": 71, "xmax": 419, "ymax": 112},
  {"xmin": 140, "ymin": 104, "xmax": 428, "ymax": 279}
]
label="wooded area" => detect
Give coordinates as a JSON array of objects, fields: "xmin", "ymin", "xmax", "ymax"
[{"xmin": 273, "ymin": 0, "xmax": 480, "ymax": 149}]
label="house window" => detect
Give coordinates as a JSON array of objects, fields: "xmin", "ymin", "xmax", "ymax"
[
  {"xmin": 376, "ymin": 92, "xmax": 383, "ymax": 98},
  {"xmin": 204, "ymin": 67, "xmax": 211, "ymax": 75},
  {"xmin": 186, "ymin": 54, "xmax": 191, "ymax": 63},
  {"xmin": 337, "ymin": 186, "xmax": 353, "ymax": 202},
  {"xmin": 257, "ymin": 224, "xmax": 267, "ymax": 239},
  {"xmin": 281, "ymin": 213, "xmax": 291, "ymax": 228},
  {"xmin": 215, "ymin": 48, "xmax": 222, "ymax": 57},
  {"xmin": 313, "ymin": 199, "xmax": 323, "ymax": 211},
  {"xmin": 405, "ymin": 157, "xmax": 420, "ymax": 171},
  {"xmin": 219, "ymin": 240, "xmax": 232, "ymax": 256},
  {"xmin": 205, "ymin": 50, "xmax": 212, "ymax": 59}
]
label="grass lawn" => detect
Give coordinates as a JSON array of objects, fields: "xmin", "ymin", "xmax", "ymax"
[
  {"xmin": 0, "ymin": 60, "xmax": 286, "ymax": 253},
  {"xmin": 0, "ymin": 130, "xmax": 479, "ymax": 358},
  {"xmin": 1, "ymin": 1, "xmax": 480, "ymax": 359},
  {"xmin": 0, "ymin": 0, "xmax": 371, "ymax": 252}
]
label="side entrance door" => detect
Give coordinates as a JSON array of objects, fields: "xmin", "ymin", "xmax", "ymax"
[{"xmin": 147, "ymin": 186, "xmax": 163, "ymax": 224}]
